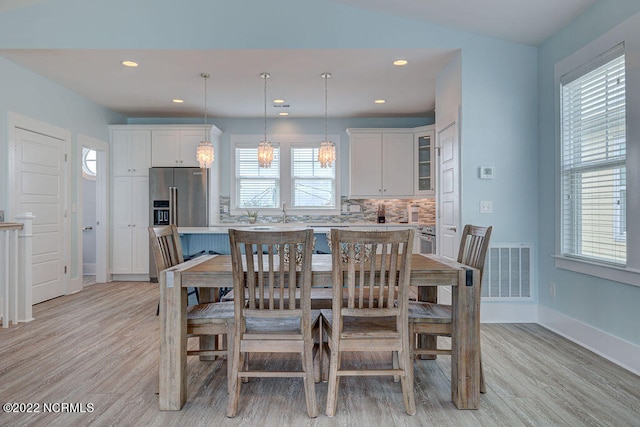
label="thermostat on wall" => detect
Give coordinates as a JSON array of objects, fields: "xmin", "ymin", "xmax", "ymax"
[{"xmin": 479, "ymin": 166, "xmax": 495, "ymax": 179}]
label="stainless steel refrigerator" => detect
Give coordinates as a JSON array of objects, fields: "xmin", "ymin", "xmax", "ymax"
[{"xmin": 149, "ymin": 167, "xmax": 209, "ymax": 281}]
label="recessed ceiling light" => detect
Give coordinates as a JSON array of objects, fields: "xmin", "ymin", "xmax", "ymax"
[
  {"xmin": 273, "ymin": 99, "xmax": 285, "ymax": 104},
  {"xmin": 374, "ymin": 99, "xmax": 386, "ymax": 104},
  {"xmin": 121, "ymin": 60, "xmax": 139, "ymax": 67},
  {"xmin": 279, "ymin": 112, "xmax": 289, "ymax": 116},
  {"xmin": 172, "ymin": 99, "xmax": 184, "ymax": 104},
  {"xmin": 393, "ymin": 59, "xmax": 408, "ymax": 66}
]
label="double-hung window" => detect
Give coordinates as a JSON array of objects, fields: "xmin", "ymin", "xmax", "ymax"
[
  {"xmin": 231, "ymin": 135, "xmax": 340, "ymax": 213},
  {"xmin": 560, "ymin": 44, "xmax": 626, "ymax": 265},
  {"xmin": 291, "ymin": 144, "xmax": 335, "ymax": 208},
  {"xmin": 234, "ymin": 144, "xmax": 280, "ymax": 209}
]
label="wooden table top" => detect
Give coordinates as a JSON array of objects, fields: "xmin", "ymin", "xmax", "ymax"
[{"xmin": 175, "ymin": 253, "xmax": 468, "ymax": 288}]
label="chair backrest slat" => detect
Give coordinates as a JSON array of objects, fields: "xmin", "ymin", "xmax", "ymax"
[
  {"xmin": 149, "ymin": 225, "xmax": 184, "ymax": 271},
  {"xmin": 330, "ymin": 228, "xmax": 414, "ymax": 319},
  {"xmin": 456, "ymin": 225, "xmax": 493, "ymax": 282},
  {"xmin": 229, "ymin": 229, "xmax": 314, "ymax": 316}
]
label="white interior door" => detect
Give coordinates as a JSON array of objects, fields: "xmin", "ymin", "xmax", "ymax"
[
  {"xmin": 436, "ymin": 112, "xmax": 460, "ymax": 306},
  {"xmin": 437, "ymin": 112, "xmax": 460, "ymax": 262},
  {"xmin": 14, "ymin": 128, "xmax": 67, "ymax": 304}
]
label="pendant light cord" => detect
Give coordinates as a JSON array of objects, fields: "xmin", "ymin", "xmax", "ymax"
[
  {"xmin": 324, "ymin": 73, "xmax": 328, "ymax": 141},
  {"xmin": 263, "ymin": 73, "xmax": 268, "ymax": 141},
  {"xmin": 201, "ymin": 73, "xmax": 210, "ymax": 141},
  {"xmin": 321, "ymin": 72, "xmax": 331, "ymax": 141}
]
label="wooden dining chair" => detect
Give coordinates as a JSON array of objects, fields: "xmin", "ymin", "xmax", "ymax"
[
  {"xmin": 226, "ymin": 228, "xmax": 320, "ymax": 418},
  {"xmin": 150, "ymin": 225, "xmax": 234, "ymax": 388},
  {"xmin": 321, "ymin": 228, "xmax": 416, "ymax": 417},
  {"xmin": 409, "ymin": 224, "xmax": 492, "ymax": 393}
]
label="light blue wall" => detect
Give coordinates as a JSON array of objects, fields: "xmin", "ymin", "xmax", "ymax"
[
  {"xmin": 0, "ymin": 57, "xmax": 122, "ymax": 211},
  {"xmin": 0, "ymin": 56, "xmax": 123, "ymax": 280},
  {"xmin": 538, "ymin": 0, "xmax": 640, "ymax": 344},
  {"xmin": 0, "ymin": 1, "xmax": 539, "ymax": 306}
]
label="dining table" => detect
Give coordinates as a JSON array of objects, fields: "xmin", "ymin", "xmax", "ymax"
[{"xmin": 158, "ymin": 253, "xmax": 480, "ymax": 411}]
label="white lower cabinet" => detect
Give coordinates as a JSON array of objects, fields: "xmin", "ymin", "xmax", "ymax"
[{"xmin": 112, "ymin": 176, "xmax": 149, "ymax": 275}]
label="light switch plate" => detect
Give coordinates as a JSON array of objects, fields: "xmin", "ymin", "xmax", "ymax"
[
  {"xmin": 349, "ymin": 204, "xmax": 361, "ymax": 213},
  {"xmin": 480, "ymin": 201, "xmax": 493, "ymax": 214}
]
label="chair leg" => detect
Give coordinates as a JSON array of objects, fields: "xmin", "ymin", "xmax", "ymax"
[
  {"xmin": 398, "ymin": 349, "xmax": 416, "ymax": 415},
  {"xmin": 314, "ymin": 324, "xmax": 322, "ymax": 384},
  {"xmin": 226, "ymin": 331, "xmax": 242, "ymax": 417},
  {"xmin": 226, "ymin": 327, "xmax": 234, "ymax": 394},
  {"xmin": 322, "ymin": 343, "xmax": 330, "ymax": 383},
  {"xmin": 325, "ymin": 343, "xmax": 340, "ymax": 417},
  {"xmin": 302, "ymin": 341, "xmax": 318, "ymax": 418},
  {"xmin": 392, "ymin": 351, "xmax": 400, "ymax": 382},
  {"xmin": 242, "ymin": 353, "xmax": 249, "ymax": 383},
  {"xmin": 480, "ymin": 350, "xmax": 486, "ymax": 394}
]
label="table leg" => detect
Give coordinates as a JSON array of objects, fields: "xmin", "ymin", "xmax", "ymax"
[
  {"xmin": 159, "ymin": 270, "xmax": 187, "ymax": 410},
  {"xmin": 451, "ymin": 268, "xmax": 480, "ymax": 409},
  {"xmin": 416, "ymin": 287, "xmax": 438, "ymax": 360},
  {"xmin": 197, "ymin": 287, "xmax": 219, "ymax": 361}
]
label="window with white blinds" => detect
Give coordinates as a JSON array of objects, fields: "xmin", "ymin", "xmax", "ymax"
[
  {"xmin": 235, "ymin": 146, "xmax": 280, "ymax": 209},
  {"xmin": 232, "ymin": 136, "xmax": 339, "ymax": 212},
  {"xmin": 560, "ymin": 44, "xmax": 626, "ymax": 265},
  {"xmin": 291, "ymin": 145, "xmax": 335, "ymax": 208}
]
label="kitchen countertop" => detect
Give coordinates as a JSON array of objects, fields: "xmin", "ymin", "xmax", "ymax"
[{"xmin": 178, "ymin": 222, "xmax": 420, "ymax": 234}]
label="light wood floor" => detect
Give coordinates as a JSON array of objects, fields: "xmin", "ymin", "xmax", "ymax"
[{"xmin": 1, "ymin": 281, "xmax": 639, "ymax": 426}]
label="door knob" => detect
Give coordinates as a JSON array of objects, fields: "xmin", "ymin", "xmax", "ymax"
[{"xmin": 445, "ymin": 226, "xmax": 457, "ymax": 232}]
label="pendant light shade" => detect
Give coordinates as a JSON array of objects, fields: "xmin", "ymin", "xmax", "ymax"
[
  {"xmin": 318, "ymin": 72, "xmax": 335, "ymax": 168},
  {"xmin": 258, "ymin": 72, "xmax": 274, "ymax": 168},
  {"xmin": 196, "ymin": 73, "xmax": 214, "ymax": 169}
]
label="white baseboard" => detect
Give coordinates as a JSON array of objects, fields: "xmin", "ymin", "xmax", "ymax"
[
  {"xmin": 538, "ymin": 305, "xmax": 640, "ymax": 376},
  {"xmin": 481, "ymin": 301, "xmax": 538, "ymax": 323},
  {"xmin": 111, "ymin": 274, "xmax": 150, "ymax": 282},
  {"xmin": 83, "ymin": 263, "xmax": 96, "ymax": 275}
]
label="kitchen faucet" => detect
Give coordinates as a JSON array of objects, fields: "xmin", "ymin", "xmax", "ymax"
[{"xmin": 282, "ymin": 203, "xmax": 287, "ymax": 224}]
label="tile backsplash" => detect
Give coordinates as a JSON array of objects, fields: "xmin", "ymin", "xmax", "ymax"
[{"xmin": 219, "ymin": 197, "xmax": 435, "ymax": 224}]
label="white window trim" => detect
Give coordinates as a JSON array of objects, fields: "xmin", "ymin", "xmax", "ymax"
[
  {"xmin": 82, "ymin": 146, "xmax": 97, "ymax": 181},
  {"xmin": 230, "ymin": 133, "xmax": 341, "ymax": 216},
  {"xmin": 554, "ymin": 35, "xmax": 639, "ymax": 287},
  {"xmin": 553, "ymin": 255, "xmax": 640, "ymax": 288}
]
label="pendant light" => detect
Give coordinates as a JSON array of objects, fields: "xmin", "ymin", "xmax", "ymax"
[
  {"xmin": 318, "ymin": 72, "xmax": 336, "ymax": 168},
  {"xmin": 258, "ymin": 72, "xmax": 274, "ymax": 168},
  {"xmin": 196, "ymin": 73, "xmax": 214, "ymax": 169}
]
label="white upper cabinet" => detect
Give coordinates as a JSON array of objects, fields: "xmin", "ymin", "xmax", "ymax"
[
  {"xmin": 348, "ymin": 129, "xmax": 414, "ymax": 198},
  {"xmin": 111, "ymin": 129, "xmax": 151, "ymax": 176},
  {"xmin": 151, "ymin": 127, "xmax": 211, "ymax": 167},
  {"xmin": 414, "ymin": 125, "xmax": 435, "ymax": 196}
]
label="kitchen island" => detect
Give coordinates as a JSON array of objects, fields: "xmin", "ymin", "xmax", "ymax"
[{"xmin": 177, "ymin": 223, "xmax": 418, "ymax": 256}]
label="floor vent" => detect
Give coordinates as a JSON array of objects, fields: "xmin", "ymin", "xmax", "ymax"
[{"xmin": 482, "ymin": 245, "xmax": 533, "ymax": 300}]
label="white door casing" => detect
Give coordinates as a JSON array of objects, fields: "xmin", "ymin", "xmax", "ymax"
[
  {"xmin": 8, "ymin": 113, "xmax": 71, "ymax": 304},
  {"xmin": 78, "ymin": 134, "xmax": 109, "ymax": 285}
]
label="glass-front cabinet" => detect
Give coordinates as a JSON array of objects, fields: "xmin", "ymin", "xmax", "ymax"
[{"xmin": 414, "ymin": 125, "xmax": 435, "ymax": 196}]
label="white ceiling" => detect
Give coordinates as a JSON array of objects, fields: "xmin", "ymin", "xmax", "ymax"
[
  {"xmin": 0, "ymin": 0, "xmax": 597, "ymax": 119},
  {"xmin": 0, "ymin": 48, "xmax": 456, "ymax": 119}
]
